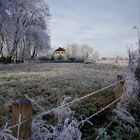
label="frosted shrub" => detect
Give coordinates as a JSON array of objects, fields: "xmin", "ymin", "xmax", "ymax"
[
  {"xmin": 113, "ymin": 72, "xmax": 138, "ymax": 126},
  {"xmin": 57, "ymin": 118, "xmax": 81, "ymax": 140},
  {"xmin": 32, "ymin": 116, "xmax": 81, "ymax": 140},
  {"xmin": 113, "ymin": 108, "xmax": 135, "ymax": 125},
  {"xmin": 32, "ymin": 97, "xmax": 82, "ymax": 140},
  {"xmin": 55, "ymin": 96, "xmax": 73, "ymax": 122},
  {"xmin": 95, "ymin": 128, "xmax": 110, "ymax": 140},
  {"xmin": 32, "ymin": 119, "xmax": 55, "ymax": 140},
  {"xmin": 121, "ymin": 72, "xmax": 138, "ymax": 108},
  {"xmin": 0, "ymin": 129, "xmax": 17, "ymax": 140},
  {"xmin": 112, "ymin": 71, "xmax": 139, "ymax": 136}
]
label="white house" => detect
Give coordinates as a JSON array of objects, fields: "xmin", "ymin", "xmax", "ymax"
[{"xmin": 54, "ymin": 47, "xmax": 68, "ymax": 60}]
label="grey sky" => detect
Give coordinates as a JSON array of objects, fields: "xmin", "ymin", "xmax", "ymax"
[{"xmin": 47, "ymin": 0, "xmax": 140, "ymax": 57}]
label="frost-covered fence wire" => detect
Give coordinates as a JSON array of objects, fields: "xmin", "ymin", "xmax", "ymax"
[
  {"xmin": 8, "ymin": 96, "xmax": 123, "ymax": 130},
  {"xmin": 36, "ymin": 80, "xmax": 124, "ymax": 118},
  {"xmin": 30, "ymin": 92, "xmax": 123, "ymax": 140},
  {"xmin": 78, "ymin": 95, "xmax": 123, "ymax": 126},
  {"xmin": 25, "ymin": 95, "xmax": 44, "ymax": 111},
  {"xmin": 1, "ymin": 80, "xmax": 124, "ymax": 129},
  {"xmin": 0, "ymin": 80, "xmax": 124, "ymax": 140}
]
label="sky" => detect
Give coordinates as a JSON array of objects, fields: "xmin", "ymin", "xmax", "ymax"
[{"xmin": 47, "ymin": 0, "xmax": 140, "ymax": 57}]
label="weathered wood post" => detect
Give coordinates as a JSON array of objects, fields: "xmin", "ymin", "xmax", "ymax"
[
  {"xmin": 114, "ymin": 75, "xmax": 125, "ymax": 99},
  {"xmin": 117, "ymin": 75, "xmax": 124, "ymax": 85},
  {"xmin": 12, "ymin": 98, "xmax": 32, "ymax": 140},
  {"xmin": 113, "ymin": 75, "xmax": 125, "ymax": 108}
]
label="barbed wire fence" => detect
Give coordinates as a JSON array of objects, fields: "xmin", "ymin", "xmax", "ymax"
[
  {"xmin": 0, "ymin": 79, "xmax": 125, "ymax": 140},
  {"xmin": 33, "ymin": 79, "xmax": 124, "ymax": 119}
]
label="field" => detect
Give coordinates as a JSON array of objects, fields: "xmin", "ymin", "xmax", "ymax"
[
  {"xmin": 2, "ymin": 62, "xmax": 140, "ymax": 140},
  {"xmin": 0, "ymin": 62, "xmax": 123, "ymax": 127}
]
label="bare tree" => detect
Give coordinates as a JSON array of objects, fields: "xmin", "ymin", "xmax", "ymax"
[{"xmin": 66, "ymin": 43, "xmax": 99, "ymax": 61}]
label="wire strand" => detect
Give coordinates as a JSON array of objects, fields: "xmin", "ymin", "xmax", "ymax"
[
  {"xmin": 7, "ymin": 80, "xmax": 124, "ymax": 129},
  {"xmin": 36, "ymin": 80, "xmax": 124, "ymax": 118},
  {"xmin": 78, "ymin": 95, "xmax": 122, "ymax": 126}
]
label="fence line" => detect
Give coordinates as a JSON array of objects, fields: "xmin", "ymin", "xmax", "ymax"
[
  {"xmin": 36, "ymin": 80, "xmax": 124, "ymax": 118},
  {"xmin": 8, "ymin": 95, "xmax": 122, "ymax": 131},
  {"xmin": 4, "ymin": 79, "xmax": 124, "ymax": 131},
  {"xmin": 78, "ymin": 95, "xmax": 122, "ymax": 126},
  {"xmin": 67, "ymin": 79, "xmax": 124, "ymax": 104}
]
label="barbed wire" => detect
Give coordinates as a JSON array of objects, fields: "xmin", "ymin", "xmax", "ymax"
[
  {"xmin": 2, "ymin": 79, "xmax": 124, "ymax": 131},
  {"xmin": 36, "ymin": 80, "xmax": 124, "ymax": 118},
  {"xmin": 78, "ymin": 95, "xmax": 122, "ymax": 126},
  {"xmin": 6, "ymin": 95, "xmax": 122, "ymax": 132},
  {"xmin": 25, "ymin": 95, "xmax": 44, "ymax": 111}
]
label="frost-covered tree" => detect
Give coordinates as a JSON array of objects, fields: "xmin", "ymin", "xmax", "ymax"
[
  {"xmin": 66, "ymin": 43, "xmax": 99, "ymax": 61},
  {"xmin": 127, "ymin": 26, "xmax": 140, "ymax": 95},
  {"xmin": 0, "ymin": 0, "xmax": 50, "ymax": 62},
  {"xmin": 0, "ymin": 0, "xmax": 12, "ymax": 58}
]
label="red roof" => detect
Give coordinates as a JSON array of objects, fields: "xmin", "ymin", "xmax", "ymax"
[{"xmin": 55, "ymin": 47, "xmax": 66, "ymax": 51}]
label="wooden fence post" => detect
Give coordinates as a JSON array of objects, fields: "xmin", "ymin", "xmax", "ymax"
[
  {"xmin": 117, "ymin": 75, "xmax": 124, "ymax": 86},
  {"xmin": 114, "ymin": 75, "xmax": 125, "ymax": 99},
  {"xmin": 12, "ymin": 98, "xmax": 32, "ymax": 140}
]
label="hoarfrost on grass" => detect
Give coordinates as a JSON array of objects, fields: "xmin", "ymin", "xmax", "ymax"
[
  {"xmin": 0, "ymin": 129, "xmax": 17, "ymax": 140},
  {"xmin": 32, "ymin": 97, "xmax": 82, "ymax": 140}
]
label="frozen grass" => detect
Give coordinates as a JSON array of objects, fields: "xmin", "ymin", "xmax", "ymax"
[{"xmin": 0, "ymin": 62, "xmax": 123, "ymax": 126}]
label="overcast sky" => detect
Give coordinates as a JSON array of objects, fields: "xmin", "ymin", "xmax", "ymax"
[{"xmin": 47, "ymin": 0, "xmax": 140, "ymax": 57}]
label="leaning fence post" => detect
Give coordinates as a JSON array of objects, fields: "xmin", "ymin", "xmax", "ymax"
[{"xmin": 12, "ymin": 98, "xmax": 32, "ymax": 140}]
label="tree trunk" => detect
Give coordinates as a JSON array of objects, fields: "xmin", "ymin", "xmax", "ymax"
[
  {"xmin": 31, "ymin": 47, "xmax": 37, "ymax": 60},
  {"xmin": 24, "ymin": 35, "xmax": 31, "ymax": 62},
  {"xmin": 0, "ymin": 43, "xmax": 3, "ymax": 58},
  {"xmin": 10, "ymin": 31, "xmax": 19, "ymax": 57}
]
